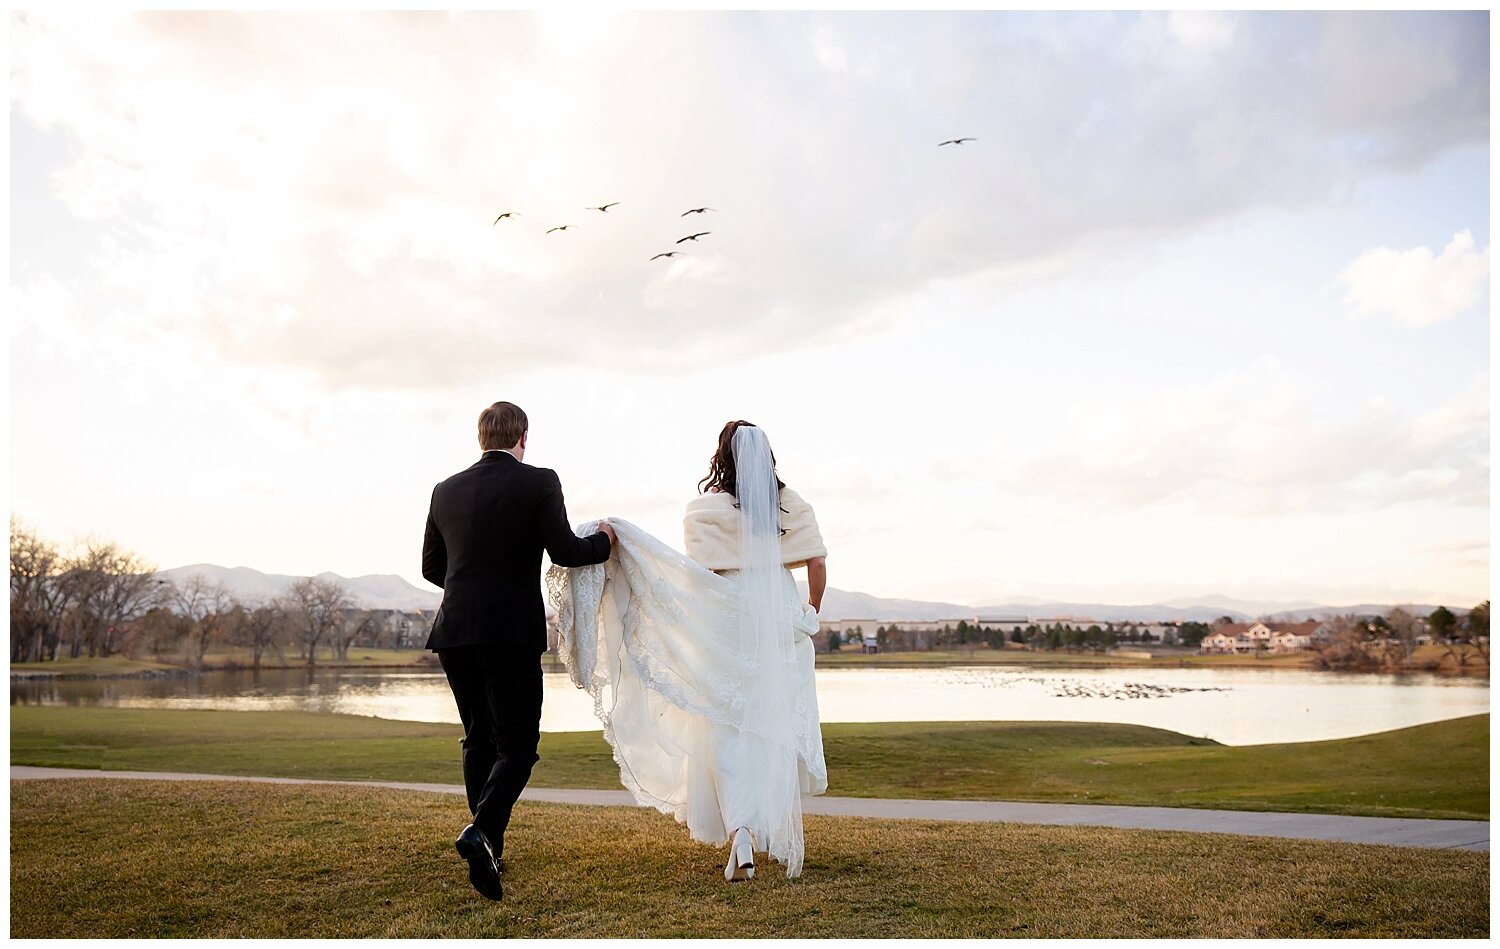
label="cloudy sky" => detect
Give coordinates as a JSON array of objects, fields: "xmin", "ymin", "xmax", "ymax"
[{"xmin": 10, "ymin": 10, "xmax": 1490, "ymax": 609}]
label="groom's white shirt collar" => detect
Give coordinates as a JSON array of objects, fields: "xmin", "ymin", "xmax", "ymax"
[{"xmin": 483, "ymin": 449, "xmax": 518, "ymax": 460}]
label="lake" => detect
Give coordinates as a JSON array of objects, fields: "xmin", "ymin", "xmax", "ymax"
[{"xmin": 11, "ymin": 665, "xmax": 1488, "ymax": 746}]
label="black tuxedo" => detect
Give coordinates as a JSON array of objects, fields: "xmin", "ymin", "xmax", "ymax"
[
  {"xmin": 422, "ymin": 450, "xmax": 610, "ymax": 651},
  {"xmin": 421, "ymin": 449, "xmax": 610, "ymax": 855}
]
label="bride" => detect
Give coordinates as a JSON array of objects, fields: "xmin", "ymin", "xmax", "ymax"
[{"xmin": 547, "ymin": 420, "xmax": 828, "ymax": 881}]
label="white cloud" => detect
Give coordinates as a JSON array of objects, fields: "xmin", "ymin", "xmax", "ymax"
[
  {"xmin": 1308, "ymin": 12, "xmax": 1483, "ymax": 155},
  {"xmin": 1419, "ymin": 537, "xmax": 1488, "ymax": 555},
  {"xmin": 808, "ymin": 23, "xmax": 850, "ymax": 74},
  {"xmin": 1414, "ymin": 537, "xmax": 1489, "ymax": 585},
  {"xmin": 9, "ymin": 275, "xmax": 78, "ymax": 351},
  {"xmin": 9, "ymin": 10, "xmax": 1489, "ymax": 390},
  {"xmin": 1335, "ymin": 230, "xmax": 1490, "ymax": 327},
  {"xmin": 1167, "ymin": 11, "xmax": 1238, "ymax": 55},
  {"xmin": 993, "ymin": 365, "xmax": 1489, "ymax": 518}
]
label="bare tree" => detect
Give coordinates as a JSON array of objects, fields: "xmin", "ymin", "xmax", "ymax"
[
  {"xmin": 1384, "ymin": 606, "xmax": 1419, "ymax": 670},
  {"xmin": 10, "ymin": 519, "xmax": 64, "ymax": 663},
  {"xmin": 95, "ymin": 552, "xmax": 167, "ymax": 657},
  {"xmin": 12, "ymin": 528, "xmax": 165, "ymax": 663},
  {"xmin": 332, "ymin": 608, "xmax": 384, "ymax": 662},
  {"xmin": 283, "ymin": 577, "xmax": 351, "ymax": 667},
  {"xmin": 170, "ymin": 575, "xmax": 237, "ymax": 668},
  {"xmin": 49, "ymin": 564, "xmax": 85, "ymax": 661},
  {"xmin": 135, "ymin": 605, "xmax": 191, "ymax": 660},
  {"xmin": 233, "ymin": 600, "xmax": 290, "ymax": 670},
  {"xmin": 1310, "ymin": 613, "xmax": 1374, "ymax": 671},
  {"xmin": 54, "ymin": 543, "xmax": 108, "ymax": 659},
  {"xmin": 56, "ymin": 540, "xmax": 161, "ymax": 658}
]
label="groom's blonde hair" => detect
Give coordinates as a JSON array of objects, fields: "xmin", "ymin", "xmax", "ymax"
[{"xmin": 478, "ymin": 401, "xmax": 528, "ymax": 450}]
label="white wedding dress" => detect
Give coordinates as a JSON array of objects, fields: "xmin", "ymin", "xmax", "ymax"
[{"xmin": 546, "ymin": 431, "xmax": 827, "ymax": 878}]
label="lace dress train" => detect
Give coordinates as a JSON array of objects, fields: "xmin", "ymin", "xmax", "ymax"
[{"xmin": 547, "ymin": 520, "xmax": 826, "ymax": 877}]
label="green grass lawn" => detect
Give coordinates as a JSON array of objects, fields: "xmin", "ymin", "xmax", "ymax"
[
  {"xmin": 198, "ymin": 646, "xmax": 438, "ymax": 669},
  {"xmin": 9, "ymin": 779, "xmax": 1488, "ymax": 938},
  {"xmin": 11, "ymin": 648, "xmax": 438, "ymax": 677},
  {"xmin": 10, "ymin": 707, "xmax": 1487, "ymax": 820},
  {"xmin": 9, "ymin": 656, "xmax": 182, "ymax": 677},
  {"xmin": 1170, "ymin": 651, "xmax": 1318, "ymax": 668}
]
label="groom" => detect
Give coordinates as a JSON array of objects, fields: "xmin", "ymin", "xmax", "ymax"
[{"xmin": 422, "ymin": 401, "xmax": 615, "ymax": 901}]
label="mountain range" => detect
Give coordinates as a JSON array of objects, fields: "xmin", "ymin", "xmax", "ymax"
[
  {"xmin": 158, "ymin": 564, "xmax": 1454, "ymax": 622},
  {"xmin": 802, "ymin": 586, "xmax": 1453, "ymax": 624},
  {"xmin": 156, "ymin": 565, "xmax": 445, "ymax": 611}
]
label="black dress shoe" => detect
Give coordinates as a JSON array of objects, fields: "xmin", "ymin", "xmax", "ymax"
[{"xmin": 455, "ymin": 824, "xmax": 503, "ymax": 901}]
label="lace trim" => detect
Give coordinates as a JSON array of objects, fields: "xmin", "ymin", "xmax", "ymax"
[{"xmin": 546, "ymin": 518, "xmax": 826, "ymax": 876}]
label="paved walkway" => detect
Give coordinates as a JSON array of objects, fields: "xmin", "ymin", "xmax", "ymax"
[{"xmin": 12, "ymin": 766, "xmax": 1488, "ymax": 852}]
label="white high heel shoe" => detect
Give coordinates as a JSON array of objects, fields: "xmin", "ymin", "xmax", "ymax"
[{"xmin": 724, "ymin": 827, "xmax": 755, "ymax": 882}]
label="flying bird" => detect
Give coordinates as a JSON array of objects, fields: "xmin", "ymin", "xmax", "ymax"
[
  {"xmin": 492, "ymin": 212, "xmax": 518, "ymax": 224},
  {"xmin": 938, "ymin": 137, "xmax": 976, "ymax": 146},
  {"xmin": 680, "ymin": 207, "xmax": 716, "ymax": 216},
  {"xmin": 545, "ymin": 225, "xmax": 574, "ymax": 234},
  {"xmin": 650, "ymin": 252, "xmax": 682, "ymax": 261},
  {"xmin": 587, "ymin": 202, "xmax": 620, "ymax": 213},
  {"xmin": 675, "ymin": 232, "xmax": 710, "ymax": 243}
]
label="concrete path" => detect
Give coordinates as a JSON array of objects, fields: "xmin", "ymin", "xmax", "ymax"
[{"xmin": 11, "ymin": 765, "xmax": 1487, "ymax": 852}]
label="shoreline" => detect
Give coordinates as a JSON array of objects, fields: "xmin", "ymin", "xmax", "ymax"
[
  {"xmin": 9, "ymin": 662, "xmax": 439, "ymax": 681},
  {"xmin": 814, "ymin": 657, "xmax": 1491, "ymax": 678},
  {"xmin": 11, "ymin": 654, "xmax": 1487, "ymax": 680}
]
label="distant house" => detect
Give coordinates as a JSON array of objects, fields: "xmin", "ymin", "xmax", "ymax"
[
  {"xmin": 1141, "ymin": 623, "xmax": 1180, "ymax": 644},
  {"xmin": 818, "ymin": 618, "xmax": 877, "ymax": 636},
  {"xmin": 357, "ymin": 609, "xmax": 434, "ymax": 649},
  {"xmin": 1270, "ymin": 621, "xmax": 1325, "ymax": 652},
  {"xmin": 1200, "ymin": 620, "xmax": 1325, "ymax": 654},
  {"xmin": 1202, "ymin": 630, "xmax": 1240, "ymax": 653},
  {"xmin": 879, "ymin": 619, "xmax": 969, "ymax": 635}
]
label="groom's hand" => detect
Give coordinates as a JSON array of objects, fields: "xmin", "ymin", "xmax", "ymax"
[{"xmin": 598, "ymin": 522, "xmax": 617, "ymax": 546}]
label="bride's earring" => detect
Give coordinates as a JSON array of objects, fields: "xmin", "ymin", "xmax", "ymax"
[{"xmin": 724, "ymin": 827, "xmax": 755, "ymax": 882}]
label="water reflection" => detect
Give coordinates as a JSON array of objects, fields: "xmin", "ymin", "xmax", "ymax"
[{"xmin": 11, "ymin": 665, "xmax": 1488, "ymax": 746}]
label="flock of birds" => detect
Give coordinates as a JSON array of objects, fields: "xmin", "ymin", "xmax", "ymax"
[
  {"xmin": 941, "ymin": 670, "xmax": 1230, "ymax": 701},
  {"xmin": 487, "ymin": 137, "xmax": 976, "ymax": 262},
  {"xmin": 1048, "ymin": 681, "xmax": 1231, "ymax": 701},
  {"xmin": 490, "ymin": 201, "xmax": 717, "ymax": 262}
]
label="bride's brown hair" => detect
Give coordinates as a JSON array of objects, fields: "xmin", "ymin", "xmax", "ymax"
[{"xmin": 699, "ymin": 420, "xmax": 787, "ymax": 497}]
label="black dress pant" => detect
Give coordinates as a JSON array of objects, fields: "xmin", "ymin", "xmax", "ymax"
[{"xmin": 437, "ymin": 644, "xmax": 544, "ymax": 856}]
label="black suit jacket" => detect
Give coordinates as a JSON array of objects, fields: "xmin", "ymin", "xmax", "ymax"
[{"xmin": 422, "ymin": 451, "xmax": 611, "ymax": 651}]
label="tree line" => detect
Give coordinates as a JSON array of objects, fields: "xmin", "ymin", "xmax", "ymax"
[
  {"xmin": 827, "ymin": 620, "xmax": 1147, "ymax": 653},
  {"xmin": 822, "ymin": 605, "xmax": 1488, "ymax": 667},
  {"xmin": 10, "ymin": 519, "xmax": 404, "ymax": 669},
  {"xmin": 1311, "ymin": 604, "xmax": 1489, "ymax": 671}
]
